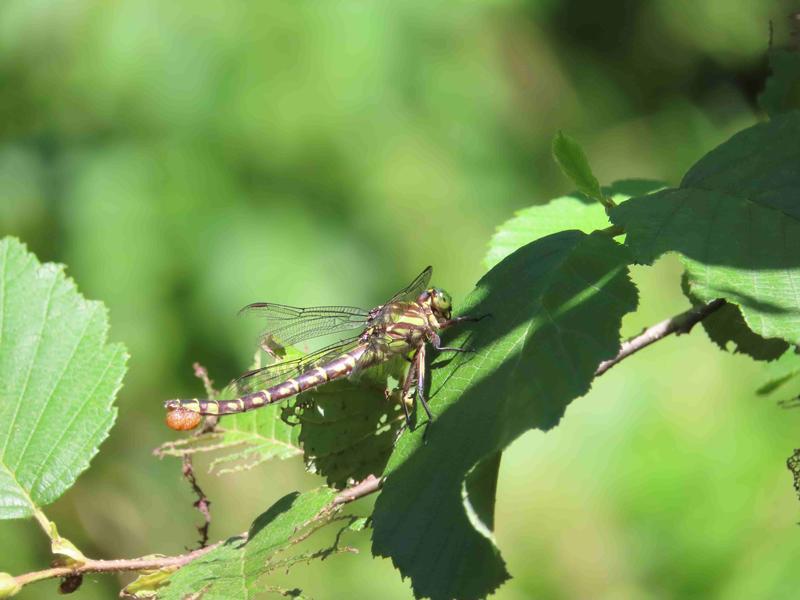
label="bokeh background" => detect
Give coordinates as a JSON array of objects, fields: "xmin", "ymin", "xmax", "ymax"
[{"xmin": 1, "ymin": 1, "xmax": 799, "ymax": 598}]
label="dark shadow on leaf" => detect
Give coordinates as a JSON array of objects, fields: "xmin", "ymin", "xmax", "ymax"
[
  {"xmin": 372, "ymin": 230, "xmax": 638, "ymax": 600},
  {"xmin": 605, "ymin": 178, "xmax": 665, "ymax": 198},
  {"xmin": 249, "ymin": 492, "xmax": 300, "ymax": 539},
  {"xmin": 711, "ymin": 287, "xmax": 791, "ymax": 315}
]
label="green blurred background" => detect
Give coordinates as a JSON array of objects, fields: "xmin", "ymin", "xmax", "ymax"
[{"xmin": 1, "ymin": 1, "xmax": 799, "ymax": 598}]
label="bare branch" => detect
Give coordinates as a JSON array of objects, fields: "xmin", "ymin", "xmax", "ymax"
[
  {"xmin": 182, "ymin": 454, "xmax": 212, "ymax": 549},
  {"xmin": 12, "ymin": 542, "xmax": 224, "ymax": 589},
  {"xmin": 333, "ymin": 474, "xmax": 382, "ymax": 506},
  {"xmin": 595, "ymin": 299, "xmax": 726, "ymax": 377},
  {"xmin": 11, "ymin": 476, "xmax": 381, "ymax": 593}
]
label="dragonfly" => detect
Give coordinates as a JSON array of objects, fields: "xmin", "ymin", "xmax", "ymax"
[{"xmin": 165, "ymin": 266, "xmax": 483, "ymax": 431}]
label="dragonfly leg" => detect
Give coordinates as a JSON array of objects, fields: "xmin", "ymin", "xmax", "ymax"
[
  {"xmin": 438, "ymin": 314, "xmax": 490, "ymax": 330},
  {"xmin": 399, "ymin": 351, "xmax": 419, "ymax": 429},
  {"xmin": 435, "ymin": 345, "xmax": 474, "ymax": 353},
  {"xmin": 415, "ymin": 344, "xmax": 434, "ymax": 423},
  {"xmin": 429, "ymin": 332, "xmax": 475, "ymax": 354}
]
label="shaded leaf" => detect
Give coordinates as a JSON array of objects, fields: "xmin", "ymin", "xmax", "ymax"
[
  {"xmin": 611, "ymin": 111, "xmax": 800, "ymax": 346},
  {"xmin": 159, "ymin": 488, "xmax": 337, "ymax": 600},
  {"xmin": 294, "ymin": 376, "xmax": 406, "ymax": 488},
  {"xmin": 759, "ymin": 49, "xmax": 800, "ymax": 117},
  {"xmin": 681, "ymin": 274, "xmax": 789, "ymax": 361},
  {"xmin": 485, "ymin": 179, "xmax": 664, "ymax": 269},
  {"xmin": 0, "ymin": 237, "xmax": 128, "ymax": 520},
  {"xmin": 372, "ymin": 231, "xmax": 638, "ymax": 600}
]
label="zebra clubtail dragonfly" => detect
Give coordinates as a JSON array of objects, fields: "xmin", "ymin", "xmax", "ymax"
[{"xmin": 165, "ymin": 267, "xmax": 482, "ymax": 431}]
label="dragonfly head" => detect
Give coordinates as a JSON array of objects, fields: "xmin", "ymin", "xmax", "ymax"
[{"xmin": 421, "ymin": 287, "xmax": 453, "ymax": 321}]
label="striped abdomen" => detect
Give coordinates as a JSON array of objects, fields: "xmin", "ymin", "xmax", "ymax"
[{"xmin": 165, "ymin": 344, "xmax": 369, "ymax": 426}]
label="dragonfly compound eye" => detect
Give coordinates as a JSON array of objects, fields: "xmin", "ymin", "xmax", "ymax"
[{"xmin": 430, "ymin": 288, "xmax": 452, "ymax": 319}]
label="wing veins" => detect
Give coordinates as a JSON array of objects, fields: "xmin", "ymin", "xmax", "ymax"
[{"xmin": 234, "ymin": 336, "xmax": 362, "ymax": 394}]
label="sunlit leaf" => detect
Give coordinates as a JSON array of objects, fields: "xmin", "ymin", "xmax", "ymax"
[
  {"xmin": 611, "ymin": 111, "xmax": 800, "ymax": 346},
  {"xmin": 121, "ymin": 567, "xmax": 177, "ymax": 599},
  {"xmin": 485, "ymin": 179, "xmax": 664, "ymax": 268},
  {"xmin": 551, "ymin": 131, "xmax": 604, "ymax": 204},
  {"xmin": 159, "ymin": 488, "xmax": 337, "ymax": 599},
  {"xmin": 0, "ymin": 572, "xmax": 20, "ymax": 598},
  {"xmin": 0, "ymin": 237, "xmax": 128, "ymax": 520},
  {"xmin": 372, "ymin": 231, "xmax": 638, "ymax": 600}
]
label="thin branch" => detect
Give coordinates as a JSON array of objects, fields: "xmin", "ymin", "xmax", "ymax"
[
  {"xmin": 193, "ymin": 361, "xmax": 217, "ymax": 398},
  {"xmin": 595, "ymin": 298, "xmax": 726, "ymax": 377},
  {"xmin": 596, "ymin": 224, "xmax": 625, "ymax": 237},
  {"xmin": 332, "ymin": 474, "xmax": 382, "ymax": 506},
  {"xmin": 12, "ymin": 542, "xmax": 223, "ymax": 588},
  {"xmin": 182, "ymin": 454, "xmax": 212, "ymax": 549},
  {"xmin": 11, "ymin": 475, "xmax": 382, "ymax": 592}
]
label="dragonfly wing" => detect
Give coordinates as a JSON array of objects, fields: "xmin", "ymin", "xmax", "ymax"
[
  {"xmin": 238, "ymin": 303, "xmax": 370, "ymax": 348},
  {"xmin": 383, "ymin": 266, "xmax": 432, "ymax": 306},
  {"xmin": 234, "ymin": 335, "xmax": 362, "ymax": 394},
  {"xmin": 349, "ymin": 335, "xmax": 393, "ymax": 379}
]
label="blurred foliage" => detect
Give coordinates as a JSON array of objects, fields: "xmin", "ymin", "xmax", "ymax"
[{"xmin": 0, "ymin": 1, "xmax": 798, "ymax": 598}]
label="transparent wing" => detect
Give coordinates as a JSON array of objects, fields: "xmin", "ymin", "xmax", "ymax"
[
  {"xmin": 383, "ymin": 266, "xmax": 432, "ymax": 306},
  {"xmin": 349, "ymin": 335, "xmax": 390, "ymax": 378},
  {"xmin": 238, "ymin": 303, "xmax": 370, "ymax": 348},
  {"xmin": 234, "ymin": 335, "xmax": 362, "ymax": 395}
]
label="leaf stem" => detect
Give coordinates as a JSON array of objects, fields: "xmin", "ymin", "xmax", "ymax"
[
  {"xmin": 595, "ymin": 298, "xmax": 726, "ymax": 377},
  {"xmin": 596, "ymin": 224, "xmax": 625, "ymax": 237},
  {"xmin": 30, "ymin": 507, "xmax": 52, "ymax": 539}
]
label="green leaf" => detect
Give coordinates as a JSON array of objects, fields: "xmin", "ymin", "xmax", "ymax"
[
  {"xmin": 159, "ymin": 487, "xmax": 337, "ymax": 599},
  {"xmin": 0, "ymin": 237, "xmax": 128, "ymax": 520},
  {"xmin": 347, "ymin": 517, "xmax": 369, "ymax": 532},
  {"xmin": 0, "ymin": 573, "xmax": 20, "ymax": 598},
  {"xmin": 681, "ymin": 275, "xmax": 789, "ymax": 361},
  {"xmin": 295, "ymin": 377, "xmax": 406, "ymax": 488},
  {"xmin": 759, "ymin": 49, "xmax": 800, "ymax": 117},
  {"xmin": 611, "ymin": 111, "xmax": 800, "ymax": 346},
  {"xmin": 372, "ymin": 231, "xmax": 638, "ymax": 600},
  {"xmin": 485, "ymin": 179, "xmax": 664, "ymax": 269},
  {"xmin": 788, "ymin": 449, "xmax": 800, "ymax": 502},
  {"xmin": 122, "ymin": 567, "xmax": 177, "ymax": 599},
  {"xmin": 47, "ymin": 520, "xmax": 87, "ymax": 565},
  {"xmin": 551, "ymin": 131, "xmax": 604, "ymax": 204}
]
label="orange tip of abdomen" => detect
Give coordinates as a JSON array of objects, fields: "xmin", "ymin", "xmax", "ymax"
[{"xmin": 166, "ymin": 406, "xmax": 202, "ymax": 431}]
